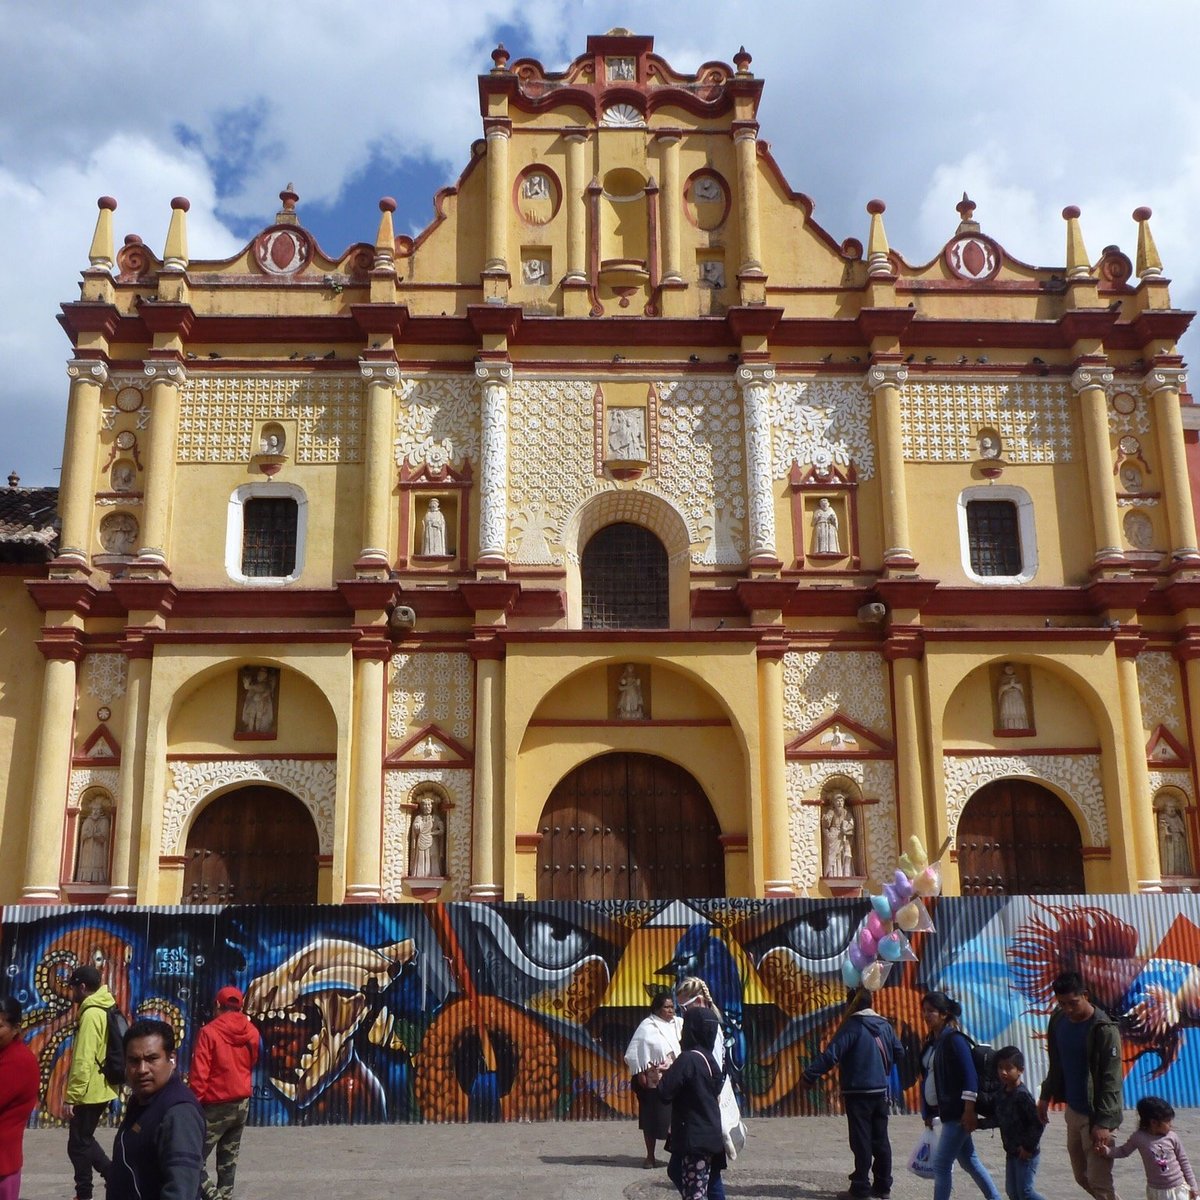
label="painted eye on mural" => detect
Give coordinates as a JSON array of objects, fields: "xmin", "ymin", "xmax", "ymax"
[
  {"xmin": 520, "ymin": 914, "xmax": 593, "ymax": 969},
  {"xmin": 772, "ymin": 904, "xmax": 862, "ymax": 964}
]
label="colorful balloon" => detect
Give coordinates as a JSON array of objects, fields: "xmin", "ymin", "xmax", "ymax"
[
  {"xmin": 865, "ymin": 912, "xmax": 891, "ymax": 941},
  {"xmin": 878, "ymin": 931, "xmax": 907, "ymax": 961},
  {"xmin": 842, "ymin": 958, "xmax": 862, "ymax": 988},
  {"xmin": 892, "ymin": 869, "xmax": 915, "ymax": 902},
  {"xmin": 857, "ymin": 928, "xmax": 878, "ymax": 957},
  {"xmin": 871, "ymin": 893, "xmax": 893, "ymax": 920},
  {"xmin": 848, "ymin": 942, "xmax": 871, "ymax": 971}
]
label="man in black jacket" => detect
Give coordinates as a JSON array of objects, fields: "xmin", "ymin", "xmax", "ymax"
[
  {"xmin": 803, "ymin": 991, "xmax": 904, "ymax": 1200},
  {"xmin": 107, "ymin": 1019, "xmax": 204, "ymax": 1200}
]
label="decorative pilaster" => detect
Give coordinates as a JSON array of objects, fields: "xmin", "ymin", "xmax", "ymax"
[
  {"xmin": 889, "ymin": 653, "xmax": 931, "ymax": 856},
  {"xmin": 757, "ymin": 645, "xmax": 794, "ymax": 896},
  {"xmin": 1143, "ymin": 365, "xmax": 1200, "ymax": 562},
  {"xmin": 135, "ymin": 361, "xmax": 186, "ymax": 571},
  {"xmin": 867, "ymin": 361, "xmax": 915, "ymax": 569},
  {"xmin": 483, "ymin": 118, "xmax": 512, "ymax": 277},
  {"xmin": 564, "ymin": 130, "xmax": 589, "ymax": 283},
  {"xmin": 109, "ymin": 650, "xmax": 151, "ymax": 901},
  {"xmin": 1115, "ymin": 647, "xmax": 1161, "ymax": 891},
  {"xmin": 358, "ymin": 358, "xmax": 400, "ymax": 569},
  {"xmin": 732, "ymin": 123, "xmax": 763, "ymax": 276},
  {"xmin": 345, "ymin": 645, "xmax": 388, "ymax": 902},
  {"xmin": 474, "ymin": 359, "xmax": 513, "ymax": 569},
  {"xmin": 54, "ymin": 360, "xmax": 108, "ymax": 571},
  {"xmin": 736, "ymin": 362, "xmax": 779, "ymax": 568},
  {"xmin": 657, "ymin": 133, "xmax": 683, "ymax": 283},
  {"xmin": 1071, "ymin": 365, "xmax": 1125, "ymax": 567},
  {"xmin": 470, "ymin": 651, "xmax": 503, "ymax": 900}
]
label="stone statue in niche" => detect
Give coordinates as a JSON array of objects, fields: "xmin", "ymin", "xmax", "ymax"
[
  {"xmin": 1124, "ymin": 510, "xmax": 1154, "ymax": 550},
  {"xmin": 617, "ymin": 664, "xmax": 645, "ymax": 719},
  {"xmin": 523, "ymin": 173, "xmax": 550, "ymax": 199},
  {"xmin": 812, "ymin": 498, "xmax": 841, "ymax": 554},
  {"xmin": 700, "ymin": 260, "xmax": 725, "ymax": 288},
  {"xmin": 75, "ymin": 794, "xmax": 112, "ymax": 884},
  {"xmin": 522, "ymin": 258, "xmax": 549, "ymax": 285},
  {"xmin": 238, "ymin": 666, "xmax": 279, "ymax": 736},
  {"xmin": 110, "ymin": 460, "xmax": 136, "ymax": 492},
  {"xmin": 693, "ymin": 176, "xmax": 722, "ymax": 202},
  {"xmin": 99, "ymin": 512, "xmax": 138, "ymax": 555},
  {"xmin": 421, "ymin": 499, "xmax": 448, "ymax": 556},
  {"xmin": 997, "ymin": 664, "xmax": 1031, "ymax": 730},
  {"xmin": 1120, "ymin": 463, "xmax": 1143, "ymax": 493},
  {"xmin": 1158, "ymin": 801, "xmax": 1192, "ymax": 877},
  {"xmin": 606, "ymin": 408, "xmax": 646, "ymax": 460},
  {"xmin": 260, "ymin": 429, "xmax": 284, "ymax": 454},
  {"xmin": 821, "ymin": 792, "xmax": 856, "ymax": 878},
  {"xmin": 978, "ymin": 432, "xmax": 1002, "ymax": 460},
  {"xmin": 409, "ymin": 794, "xmax": 445, "ymax": 878},
  {"xmin": 607, "ymin": 56, "xmax": 635, "ymax": 81}
]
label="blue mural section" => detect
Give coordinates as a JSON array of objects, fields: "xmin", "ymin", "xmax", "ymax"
[{"xmin": 3, "ymin": 894, "xmax": 1199, "ymax": 1125}]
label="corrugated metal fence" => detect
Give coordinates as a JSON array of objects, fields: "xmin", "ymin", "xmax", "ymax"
[{"xmin": 3, "ymin": 894, "xmax": 1198, "ymax": 1124}]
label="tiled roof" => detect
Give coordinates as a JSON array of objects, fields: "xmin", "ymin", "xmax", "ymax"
[{"xmin": 0, "ymin": 486, "xmax": 60, "ymax": 562}]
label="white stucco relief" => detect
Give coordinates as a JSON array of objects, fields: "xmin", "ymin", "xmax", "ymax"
[
  {"xmin": 768, "ymin": 377, "xmax": 876, "ymax": 481},
  {"xmin": 783, "ymin": 650, "xmax": 891, "ymax": 737},
  {"xmin": 389, "ymin": 652, "xmax": 472, "ymax": 742},
  {"xmin": 382, "ymin": 769, "xmax": 472, "ymax": 900}
]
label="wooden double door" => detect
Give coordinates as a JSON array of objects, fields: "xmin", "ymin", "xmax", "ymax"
[
  {"xmin": 183, "ymin": 785, "xmax": 318, "ymax": 904},
  {"xmin": 537, "ymin": 752, "xmax": 724, "ymax": 901},
  {"xmin": 957, "ymin": 778, "xmax": 1085, "ymax": 895}
]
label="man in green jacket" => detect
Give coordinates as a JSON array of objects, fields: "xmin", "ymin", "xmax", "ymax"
[
  {"xmin": 64, "ymin": 965, "xmax": 118, "ymax": 1200},
  {"xmin": 1036, "ymin": 970, "xmax": 1125, "ymax": 1200}
]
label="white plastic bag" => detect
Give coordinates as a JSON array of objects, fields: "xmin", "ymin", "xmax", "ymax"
[
  {"xmin": 908, "ymin": 1119, "xmax": 940, "ymax": 1180},
  {"xmin": 718, "ymin": 1076, "xmax": 746, "ymax": 1160}
]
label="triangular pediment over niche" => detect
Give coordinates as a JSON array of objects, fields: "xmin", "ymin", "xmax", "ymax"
[
  {"xmin": 1146, "ymin": 724, "xmax": 1189, "ymax": 768},
  {"xmin": 785, "ymin": 711, "xmax": 892, "ymax": 759},
  {"xmin": 385, "ymin": 724, "xmax": 473, "ymax": 767},
  {"xmin": 75, "ymin": 723, "xmax": 120, "ymax": 764}
]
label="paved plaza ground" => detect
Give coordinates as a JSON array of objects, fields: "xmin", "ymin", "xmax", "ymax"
[{"xmin": 16, "ymin": 1110, "xmax": 1200, "ymax": 1199}]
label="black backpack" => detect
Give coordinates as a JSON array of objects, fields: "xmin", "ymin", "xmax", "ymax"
[
  {"xmin": 101, "ymin": 1007, "xmax": 130, "ymax": 1088},
  {"xmin": 964, "ymin": 1035, "xmax": 1000, "ymax": 1130}
]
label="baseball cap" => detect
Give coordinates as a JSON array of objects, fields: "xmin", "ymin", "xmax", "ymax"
[
  {"xmin": 67, "ymin": 965, "xmax": 102, "ymax": 991},
  {"xmin": 216, "ymin": 986, "xmax": 243, "ymax": 1010}
]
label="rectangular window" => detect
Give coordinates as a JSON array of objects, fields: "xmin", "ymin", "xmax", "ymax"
[
  {"xmin": 966, "ymin": 500, "xmax": 1022, "ymax": 576},
  {"xmin": 241, "ymin": 498, "xmax": 298, "ymax": 577}
]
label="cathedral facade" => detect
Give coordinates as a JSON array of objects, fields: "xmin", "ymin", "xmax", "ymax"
[{"xmin": 3, "ymin": 30, "xmax": 1199, "ymax": 906}]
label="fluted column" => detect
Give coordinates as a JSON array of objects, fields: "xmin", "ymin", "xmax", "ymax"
[
  {"xmin": 475, "ymin": 360, "xmax": 512, "ymax": 568},
  {"xmin": 732, "ymin": 123, "xmax": 763, "ymax": 274},
  {"xmin": 136, "ymin": 361, "xmax": 186, "ymax": 569},
  {"xmin": 109, "ymin": 651, "xmax": 151, "ymax": 901},
  {"xmin": 1071, "ymin": 365, "xmax": 1124, "ymax": 566},
  {"xmin": 484, "ymin": 118, "xmax": 511, "ymax": 275},
  {"xmin": 736, "ymin": 362, "xmax": 778, "ymax": 567},
  {"xmin": 470, "ymin": 651, "xmax": 503, "ymax": 899},
  {"xmin": 658, "ymin": 133, "xmax": 683, "ymax": 283},
  {"xmin": 867, "ymin": 362, "xmax": 915, "ymax": 568},
  {"xmin": 345, "ymin": 646, "xmax": 387, "ymax": 901},
  {"xmin": 56, "ymin": 361, "xmax": 108, "ymax": 569},
  {"xmin": 1116, "ymin": 646, "xmax": 1161, "ymax": 891},
  {"xmin": 358, "ymin": 359, "xmax": 399, "ymax": 567},
  {"xmin": 757, "ymin": 646, "xmax": 793, "ymax": 896},
  {"xmin": 22, "ymin": 647, "xmax": 81, "ymax": 900},
  {"xmin": 564, "ymin": 130, "xmax": 589, "ymax": 283},
  {"xmin": 1144, "ymin": 365, "xmax": 1200, "ymax": 562}
]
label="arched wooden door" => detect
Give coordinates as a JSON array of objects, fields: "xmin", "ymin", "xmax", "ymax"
[
  {"xmin": 183, "ymin": 785, "xmax": 318, "ymax": 904},
  {"xmin": 957, "ymin": 778, "xmax": 1085, "ymax": 895},
  {"xmin": 537, "ymin": 753, "xmax": 724, "ymax": 900}
]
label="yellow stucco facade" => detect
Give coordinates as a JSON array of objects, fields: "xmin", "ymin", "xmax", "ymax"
[{"xmin": 3, "ymin": 30, "xmax": 1200, "ymax": 905}]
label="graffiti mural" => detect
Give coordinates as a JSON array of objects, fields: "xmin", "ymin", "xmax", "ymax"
[{"xmin": 3, "ymin": 895, "xmax": 1199, "ymax": 1125}]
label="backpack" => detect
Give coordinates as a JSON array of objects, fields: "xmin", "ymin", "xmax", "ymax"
[
  {"xmin": 963, "ymin": 1035, "xmax": 1000, "ymax": 1130},
  {"xmin": 101, "ymin": 1006, "xmax": 130, "ymax": 1088}
]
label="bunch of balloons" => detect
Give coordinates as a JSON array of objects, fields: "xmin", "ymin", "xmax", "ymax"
[{"xmin": 841, "ymin": 835, "xmax": 942, "ymax": 992}]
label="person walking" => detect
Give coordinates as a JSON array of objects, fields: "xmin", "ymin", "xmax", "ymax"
[
  {"xmin": 1035, "ymin": 970, "xmax": 1125, "ymax": 1200},
  {"xmin": 109, "ymin": 1019, "xmax": 204, "ymax": 1200},
  {"xmin": 919, "ymin": 991, "xmax": 1002, "ymax": 1200},
  {"xmin": 802, "ymin": 989, "xmax": 903, "ymax": 1200},
  {"xmin": 189, "ymin": 987, "xmax": 260, "ymax": 1200},
  {"xmin": 1105, "ymin": 1096, "xmax": 1195, "ymax": 1200},
  {"xmin": 0, "ymin": 996, "xmax": 39, "ymax": 1200},
  {"xmin": 64, "ymin": 965, "xmax": 118, "ymax": 1200},
  {"xmin": 624, "ymin": 992, "xmax": 681, "ymax": 1168},
  {"xmin": 994, "ymin": 1047, "xmax": 1047, "ymax": 1200}
]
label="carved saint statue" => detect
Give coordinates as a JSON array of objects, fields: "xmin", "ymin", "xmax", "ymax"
[
  {"xmin": 693, "ymin": 176, "xmax": 722, "ymax": 202},
  {"xmin": 522, "ymin": 258, "xmax": 549, "ymax": 285},
  {"xmin": 821, "ymin": 792, "xmax": 856, "ymax": 878},
  {"xmin": 607, "ymin": 408, "xmax": 646, "ymax": 460},
  {"xmin": 700, "ymin": 260, "xmax": 725, "ymax": 288},
  {"xmin": 75, "ymin": 795, "xmax": 112, "ymax": 884},
  {"xmin": 421, "ymin": 499, "xmax": 448, "ymax": 556},
  {"xmin": 409, "ymin": 795, "xmax": 445, "ymax": 878},
  {"xmin": 813, "ymin": 498, "xmax": 840, "ymax": 554},
  {"xmin": 523, "ymin": 173, "xmax": 550, "ymax": 199},
  {"xmin": 617, "ymin": 664, "xmax": 645, "ymax": 720},
  {"xmin": 1158, "ymin": 801, "xmax": 1192, "ymax": 877},
  {"xmin": 996, "ymin": 664, "xmax": 1030, "ymax": 730},
  {"xmin": 99, "ymin": 512, "xmax": 138, "ymax": 555},
  {"xmin": 240, "ymin": 667, "xmax": 276, "ymax": 733},
  {"xmin": 978, "ymin": 433, "xmax": 1001, "ymax": 460},
  {"xmin": 110, "ymin": 461, "xmax": 136, "ymax": 492}
]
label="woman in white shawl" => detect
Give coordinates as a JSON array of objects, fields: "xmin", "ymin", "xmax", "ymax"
[{"xmin": 625, "ymin": 992, "xmax": 682, "ymax": 1167}]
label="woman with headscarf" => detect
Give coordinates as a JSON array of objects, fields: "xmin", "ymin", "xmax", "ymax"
[
  {"xmin": 624, "ymin": 992, "xmax": 682, "ymax": 1168},
  {"xmin": 0, "ymin": 996, "xmax": 39, "ymax": 1200}
]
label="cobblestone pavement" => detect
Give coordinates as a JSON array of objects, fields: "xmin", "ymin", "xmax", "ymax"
[{"xmin": 15, "ymin": 1111, "xmax": 1200, "ymax": 1199}]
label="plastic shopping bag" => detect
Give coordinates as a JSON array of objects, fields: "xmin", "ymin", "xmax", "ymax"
[
  {"xmin": 718, "ymin": 1076, "xmax": 747, "ymax": 1161},
  {"xmin": 908, "ymin": 1120, "xmax": 940, "ymax": 1180}
]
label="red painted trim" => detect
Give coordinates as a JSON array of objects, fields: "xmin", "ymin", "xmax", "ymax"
[
  {"xmin": 497, "ymin": 628, "xmax": 763, "ymax": 644},
  {"xmin": 386, "ymin": 723, "xmax": 474, "ymax": 765},
  {"xmin": 526, "ymin": 717, "xmax": 729, "ymax": 728},
  {"xmin": 515, "ymin": 833, "xmax": 543, "ymax": 853},
  {"xmin": 164, "ymin": 752, "xmax": 337, "ymax": 762},
  {"xmin": 718, "ymin": 834, "xmax": 749, "ymax": 851},
  {"xmin": 941, "ymin": 746, "xmax": 1101, "ymax": 757},
  {"xmin": 785, "ymin": 711, "xmax": 894, "ymax": 757},
  {"xmin": 1081, "ymin": 846, "xmax": 1113, "ymax": 860},
  {"xmin": 145, "ymin": 629, "xmax": 359, "ymax": 645}
]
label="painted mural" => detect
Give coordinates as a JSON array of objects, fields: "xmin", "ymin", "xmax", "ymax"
[{"xmin": 3, "ymin": 895, "xmax": 1199, "ymax": 1126}]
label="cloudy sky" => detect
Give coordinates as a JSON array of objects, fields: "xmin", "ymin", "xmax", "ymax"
[{"xmin": 4, "ymin": 1, "xmax": 1199, "ymax": 485}]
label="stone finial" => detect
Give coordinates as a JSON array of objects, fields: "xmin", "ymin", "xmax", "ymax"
[
  {"xmin": 163, "ymin": 196, "xmax": 190, "ymax": 271},
  {"xmin": 491, "ymin": 43, "xmax": 510, "ymax": 72},
  {"xmin": 7, "ymin": 471, "xmax": 18, "ymax": 489},
  {"xmin": 276, "ymin": 182, "xmax": 300, "ymax": 225},
  {"xmin": 733, "ymin": 46, "xmax": 753, "ymax": 75},
  {"xmin": 1133, "ymin": 206, "xmax": 1163, "ymax": 279},
  {"xmin": 955, "ymin": 192, "xmax": 979, "ymax": 235},
  {"xmin": 88, "ymin": 196, "xmax": 117, "ymax": 271},
  {"xmin": 1062, "ymin": 205, "xmax": 1092, "ymax": 280},
  {"xmin": 866, "ymin": 199, "xmax": 891, "ymax": 277},
  {"xmin": 375, "ymin": 197, "xmax": 397, "ymax": 270}
]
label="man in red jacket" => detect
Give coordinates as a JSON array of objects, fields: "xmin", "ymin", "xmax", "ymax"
[{"xmin": 188, "ymin": 987, "xmax": 259, "ymax": 1200}]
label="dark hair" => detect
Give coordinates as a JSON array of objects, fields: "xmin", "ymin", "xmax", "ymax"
[
  {"xmin": 995, "ymin": 1045, "xmax": 1025, "ymax": 1070},
  {"xmin": 1136, "ymin": 1095, "xmax": 1175, "ymax": 1129},
  {"xmin": 0, "ymin": 996, "xmax": 21, "ymax": 1027},
  {"xmin": 921, "ymin": 991, "xmax": 962, "ymax": 1021},
  {"xmin": 1052, "ymin": 972, "xmax": 1087, "ymax": 998},
  {"xmin": 124, "ymin": 1018, "xmax": 176, "ymax": 1056},
  {"xmin": 650, "ymin": 992, "xmax": 674, "ymax": 1017},
  {"xmin": 68, "ymin": 965, "xmax": 102, "ymax": 992}
]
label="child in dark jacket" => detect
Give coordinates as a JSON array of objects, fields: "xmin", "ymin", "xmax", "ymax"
[{"xmin": 994, "ymin": 1047, "xmax": 1046, "ymax": 1200}]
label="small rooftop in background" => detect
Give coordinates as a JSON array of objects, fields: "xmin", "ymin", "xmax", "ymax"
[{"xmin": 0, "ymin": 479, "xmax": 59, "ymax": 562}]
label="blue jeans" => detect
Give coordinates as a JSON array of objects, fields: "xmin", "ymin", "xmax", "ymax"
[
  {"xmin": 667, "ymin": 1151, "xmax": 725, "ymax": 1200},
  {"xmin": 1004, "ymin": 1151, "xmax": 1047, "ymax": 1200},
  {"xmin": 931, "ymin": 1120, "xmax": 1002, "ymax": 1200}
]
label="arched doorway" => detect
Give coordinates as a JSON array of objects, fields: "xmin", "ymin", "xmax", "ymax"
[
  {"xmin": 956, "ymin": 779, "xmax": 1085, "ymax": 895},
  {"xmin": 536, "ymin": 753, "xmax": 723, "ymax": 900},
  {"xmin": 183, "ymin": 786, "xmax": 318, "ymax": 903}
]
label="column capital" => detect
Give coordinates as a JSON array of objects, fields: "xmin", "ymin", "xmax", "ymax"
[
  {"xmin": 563, "ymin": 127, "xmax": 590, "ymax": 144},
  {"xmin": 655, "ymin": 130, "xmax": 683, "ymax": 145},
  {"xmin": 483, "ymin": 117, "xmax": 512, "ymax": 139},
  {"xmin": 735, "ymin": 362, "xmax": 775, "ymax": 388},
  {"xmin": 1143, "ymin": 366, "xmax": 1187, "ymax": 396},
  {"xmin": 1070, "ymin": 364, "xmax": 1113, "ymax": 394},
  {"xmin": 143, "ymin": 361, "xmax": 188, "ymax": 386},
  {"xmin": 359, "ymin": 359, "xmax": 399, "ymax": 382},
  {"xmin": 731, "ymin": 121, "xmax": 760, "ymax": 141},
  {"xmin": 474, "ymin": 359, "xmax": 513, "ymax": 385},
  {"xmin": 867, "ymin": 362, "xmax": 908, "ymax": 393},
  {"xmin": 66, "ymin": 359, "xmax": 109, "ymax": 386}
]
